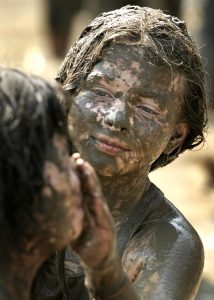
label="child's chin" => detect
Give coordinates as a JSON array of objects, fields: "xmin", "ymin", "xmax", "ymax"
[{"xmin": 96, "ymin": 165, "xmax": 128, "ymax": 177}]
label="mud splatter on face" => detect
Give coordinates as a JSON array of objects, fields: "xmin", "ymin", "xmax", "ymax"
[{"xmin": 68, "ymin": 43, "xmax": 184, "ymax": 176}]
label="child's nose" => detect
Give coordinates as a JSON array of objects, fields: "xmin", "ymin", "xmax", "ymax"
[{"xmin": 103, "ymin": 100, "xmax": 131, "ymax": 132}]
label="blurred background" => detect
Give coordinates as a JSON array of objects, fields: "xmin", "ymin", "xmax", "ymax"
[{"xmin": 0, "ymin": 0, "xmax": 213, "ymax": 299}]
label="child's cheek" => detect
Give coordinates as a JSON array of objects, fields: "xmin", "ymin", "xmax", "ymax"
[
  {"xmin": 68, "ymin": 94, "xmax": 111, "ymax": 145},
  {"xmin": 74, "ymin": 94, "xmax": 109, "ymax": 123},
  {"xmin": 133, "ymin": 117, "xmax": 170, "ymax": 164}
]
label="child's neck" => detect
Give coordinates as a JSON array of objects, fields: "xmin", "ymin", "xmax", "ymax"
[{"xmin": 99, "ymin": 168, "xmax": 151, "ymax": 226}]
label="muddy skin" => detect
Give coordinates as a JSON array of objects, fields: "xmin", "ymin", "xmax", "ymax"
[
  {"xmin": 121, "ymin": 199, "xmax": 204, "ymax": 299},
  {"xmin": 42, "ymin": 4, "xmax": 207, "ymax": 299},
  {"xmin": 42, "ymin": 133, "xmax": 83, "ymax": 244},
  {"xmin": 64, "ymin": 43, "xmax": 204, "ymax": 299},
  {"xmin": 68, "ymin": 43, "xmax": 186, "ymax": 221},
  {"xmin": 0, "ymin": 134, "xmax": 83, "ymax": 300}
]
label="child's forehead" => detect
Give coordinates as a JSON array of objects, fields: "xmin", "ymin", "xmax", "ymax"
[
  {"xmin": 87, "ymin": 51, "xmax": 184, "ymax": 103},
  {"xmin": 101, "ymin": 42, "xmax": 145, "ymax": 61},
  {"xmin": 94, "ymin": 44, "xmax": 174, "ymax": 80},
  {"xmin": 99, "ymin": 42, "xmax": 170, "ymax": 75}
]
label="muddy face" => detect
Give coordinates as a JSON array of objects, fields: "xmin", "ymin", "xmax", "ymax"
[{"xmin": 68, "ymin": 43, "xmax": 184, "ymax": 176}]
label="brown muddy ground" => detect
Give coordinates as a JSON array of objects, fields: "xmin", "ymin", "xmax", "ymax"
[{"xmin": 0, "ymin": 0, "xmax": 213, "ymax": 298}]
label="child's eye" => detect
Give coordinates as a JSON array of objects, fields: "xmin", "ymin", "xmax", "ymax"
[
  {"xmin": 136, "ymin": 105, "xmax": 159, "ymax": 117},
  {"xmin": 92, "ymin": 88, "xmax": 113, "ymax": 99},
  {"xmin": 94, "ymin": 89, "xmax": 109, "ymax": 97}
]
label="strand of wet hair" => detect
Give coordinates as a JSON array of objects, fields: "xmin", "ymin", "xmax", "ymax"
[{"xmin": 56, "ymin": 249, "xmax": 69, "ymax": 300}]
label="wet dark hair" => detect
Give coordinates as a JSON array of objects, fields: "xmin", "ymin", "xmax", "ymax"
[
  {"xmin": 56, "ymin": 5, "xmax": 207, "ymax": 171},
  {"xmin": 0, "ymin": 67, "xmax": 67, "ymax": 240}
]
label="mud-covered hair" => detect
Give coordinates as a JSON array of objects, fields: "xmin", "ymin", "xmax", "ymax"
[
  {"xmin": 0, "ymin": 67, "xmax": 67, "ymax": 236},
  {"xmin": 56, "ymin": 5, "xmax": 207, "ymax": 171}
]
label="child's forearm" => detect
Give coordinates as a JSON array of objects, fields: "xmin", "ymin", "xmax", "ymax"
[{"xmin": 84, "ymin": 256, "xmax": 140, "ymax": 300}]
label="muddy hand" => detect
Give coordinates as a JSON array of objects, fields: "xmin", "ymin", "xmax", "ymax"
[{"xmin": 70, "ymin": 153, "xmax": 117, "ymax": 270}]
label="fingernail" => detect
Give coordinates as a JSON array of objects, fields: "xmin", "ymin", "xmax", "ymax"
[
  {"xmin": 72, "ymin": 153, "xmax": 81, "ymax": 159},
  {"xmin": 76, "ymin": 158, "xmax": 84, "ymax": 165}
]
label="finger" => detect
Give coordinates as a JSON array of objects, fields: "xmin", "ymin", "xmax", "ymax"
[
  {"xmin": 72, "ymin": 152, "xmax": 81, "ymax": 160},
  {"xmin": 71, "ymin": 159, "xmax": 113, "ymax": 226},
  {"xmin": 69, "ymin": 155, "xmax": 84, "ymax": 178},
  {"xmin": 76, "ymin": 161, "xmax": 103, "ymax": 198}
]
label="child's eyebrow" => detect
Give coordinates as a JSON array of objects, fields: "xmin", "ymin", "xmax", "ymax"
[{"xmin": 86, "ymin": 71, "xmax": 115, "ymax": 82}]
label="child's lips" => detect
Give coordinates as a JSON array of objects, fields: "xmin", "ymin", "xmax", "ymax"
[{"xmin": 92, "ymin": 135, "xmax": 131, "ymax": 154}]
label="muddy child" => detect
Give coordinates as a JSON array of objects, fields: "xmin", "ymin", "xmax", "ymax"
[
  {"xmin": 0, "ymin": 67, "xmax": 90, "ymax": 300},
  {"xmin": 33, "ymin": 5, "xmax": 208, "ymax": 300}
]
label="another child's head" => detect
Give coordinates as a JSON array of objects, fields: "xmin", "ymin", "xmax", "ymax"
[
  {"xmin": 56, "ymin": 5, "xmax": 207, "ymax": 172},
  {"xmin": 0, "ymin": 67, "xmax": 82, "ymax": 257}
]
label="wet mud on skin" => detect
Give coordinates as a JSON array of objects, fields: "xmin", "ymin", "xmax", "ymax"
[
  {"xmin": 67, "ymin": 43, "xmax": 187, "ymax": 220},
  {"xmin": 63, "ymin": 42, "xmax": 203, "ymax": 299},
  {"xmin": 1, "ymin": 1, "xmax": 214, "ymax": 298},
  {"xmin": 68, "ymin": 46, "xmax": 183, "ymax": 165}
]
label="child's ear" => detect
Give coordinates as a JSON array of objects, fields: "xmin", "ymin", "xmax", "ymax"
[{"xmin": 164, "ymin": 123, "xmax": 189, "ymax": 154}]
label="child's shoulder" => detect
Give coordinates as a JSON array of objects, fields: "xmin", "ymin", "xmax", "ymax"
[
  {"xmin": 123, "ymin": 194, "xmax": 204, "ymax": 297},
  {"xmin": 125, "ymin": 189, "xmax": 204, "ymax": 263},
  {"xmin": 161, "ymin": 195, "xmax": 202, "ymax": 242},
  {"xmin": 145, "ymin": 183, "xmax": 203, "ymax": 246}
]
